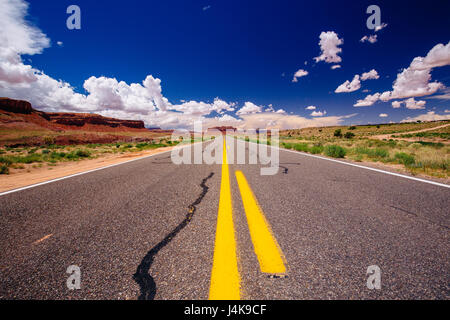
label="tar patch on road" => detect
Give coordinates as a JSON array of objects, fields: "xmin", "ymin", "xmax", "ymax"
[{"xmin": 133, "ymin": 172, "xmax": 215, "ymax": 300}]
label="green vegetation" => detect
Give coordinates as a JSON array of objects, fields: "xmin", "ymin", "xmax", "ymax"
[
  {"xmin": 0, "ymin": 139, "xmax": 179, "ymax": 174},
  {"xmin": 333, "ymin": 129, "xmax": 342, "ymax": 138},
  {"xmin": 278, "ymin": 121, "xmax": 449, "ymax": 178},
  {"xmin": 324, "ymin": 145, "xmax": 346, "ymax": 158}
]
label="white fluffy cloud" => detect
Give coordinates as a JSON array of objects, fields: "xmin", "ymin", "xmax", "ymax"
[
  {"xmin": 379, "ymin": 113, "xmax": 388, "ymax": 118},
  {"xmin": 375, "ymin": 23, "xmax": 388, "ymax": 32},
  {"xmin": 401, "ymin": 111, "xmax": 450, "ymax": 123},
  {"xmin": 360, "ymin": 35, "xmax": 377, "ymax": 44},
  {"xmin": 354, "ymin": 93, "xmax": 381, "ymax": 107},
  {"xmin": 314, "ymin": 31, "xmax": 344, "ymax": 64},
  {"xmin": 331, "ymin": 65, "xmax": 341, "ymax": 70},
  {"xmin": 335, "ymin": 75, "xmax": 361, "ymax": 93},
  {"xmin": 236, "ymin": 101, "xmax": 263, "ymax": 115},
  {"xmin": 336, "ymin": 69, "xmax": 379, "ymax": 93},
  {"xmin": 403, "ymin": 98, "xmax": 426, "ymax": 110},
  {"xmin": 360, "ymin": 69, "xmax": 379, "ymax": 81},
  {"xmin": 311, "ymin": 110, "xmax": 327, "ymax": 117},
  {"xmin": 292, "ymin": 69, "xmax": 308, "ymax": 82},
  {"xmin": 392, "ymin": 101, "xmax": 402, "ymax": 108},
  {"xmin": 305, "ymin": 106, "xmax": 316, "ymax": 110},
  {"xmin": 358, "ymin": 42, "xmax": 449, "ymax": 106}
]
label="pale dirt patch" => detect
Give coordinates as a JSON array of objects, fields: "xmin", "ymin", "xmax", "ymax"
[
  {"xmin": 371, "ymin": 123, "xmax": 450, "ymax": 144},
  {"xmin": 0, "ymin": 146, "xmax": 174, "ymax": 193}
]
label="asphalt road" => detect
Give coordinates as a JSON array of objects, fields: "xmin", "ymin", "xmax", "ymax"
[{"xmin": 0, "ymin": 138, "xmax": 449, "ymax": 300}]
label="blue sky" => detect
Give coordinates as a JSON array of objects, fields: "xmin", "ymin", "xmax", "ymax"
[{"xmin": 1, "ymin": 0, "xmax": 449, "ymax": 128}]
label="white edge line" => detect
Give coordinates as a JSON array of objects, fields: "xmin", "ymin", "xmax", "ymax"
[
  {"xmin": 0, "ymin": 142, "xmax": 203, "ymax": 197},
  {"xmin": 246, "ymin": 140, "xmax": 450, "ymax": 189}
]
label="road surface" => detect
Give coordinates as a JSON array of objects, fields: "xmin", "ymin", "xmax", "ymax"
[{"xmin": 0, "ymin": 138, "xmax": 448, "ymax": 299}]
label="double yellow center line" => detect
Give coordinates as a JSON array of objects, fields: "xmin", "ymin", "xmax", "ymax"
[{"xmin": 209, "ymin": 138, "xmax": 286, "ymax": 300}]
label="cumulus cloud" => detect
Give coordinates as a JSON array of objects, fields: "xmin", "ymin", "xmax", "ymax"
[
  {"xmin": 361, "ymin": 42, "xmax": 450, "ymax": 106},
  {"xmin": 292, "ymin": 69, "xmax": 308, "ymax": 82},
  {"xmin": 354, "ymin": 93, "xmax": 381, "ymax": 107},
  {"xmin": 336, "ymin": 69, "xmax": 379, "ymax": 93},
  {"xmin": 57, "ymin": 41, "xmax": 63, "ymax": 47},
  {"xmin": 379, "ymin": 113, "xmax": 388, "ymax": 118},
  {"xmin": 401, "ymin": 111, "xmax": 450, "ymax": 123},
  {"xmin": 335, "ymin": 75, "xmax": 361, "ymax": 93},
  {"xmin": 314, "ymin": 31, "xmax": 344, "ymax": 64},
  {"xmin": 403, "ymin": 97, "xmax": 426, "ymax": 110},
  {"xmin": 305, "ymin": 106, "xmax": 316, "ymax": 110},
  {"xmin": 331, "ymin": 65, "xmax": 341, "ymax": 70},
  {"xmin": 375, "ymin": 23, "xmax": 388, "ymax": 32},
  {"xmin": 237, "ymin": 112, "xmax": 355, "ymax": 130},
  {"xmin": 392, "ymin": 101, "xmax": 402, "ymax": 108},
  {"xmin": 360, "ymin": 35, "xmax": 377, "ymax": 44},
  {"xmin": 236, "ymin": 101, "xmax": 263, "ymax": 115},
  {"xmin": 360, "ymin": 69, "xmax": 379, "ymax": 81},
  {"xmin": 310, "ymin": 110, "xmax": 327, "ymax": 117}
]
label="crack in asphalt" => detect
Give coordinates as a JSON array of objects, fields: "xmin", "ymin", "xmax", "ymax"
[
  {"xmin": 133, "ymin": 172, "xmax": 215, "ymax": 300},
  {"xmin": 390, "ymin": 205, "xmax": 449, "ymax": 230}
]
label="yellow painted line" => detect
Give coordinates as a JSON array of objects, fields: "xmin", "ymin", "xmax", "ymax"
[
  {"xmin": 235, "ymin": 171, "xmax": 286, "ymax": 274},
  {"xmin": 209, "ymin": 138, "xmax": 240, "ymax": 300}
]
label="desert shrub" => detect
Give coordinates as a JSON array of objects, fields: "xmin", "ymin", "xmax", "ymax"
[
  {"xmin": 0, "ymin": 165, "xmax": 9, "ymax": 175},
  {"xmin": 395, "ymin": 152, "xmax": 415, "ymax": 166},
  {"xmin": 136, "ymin": 142, "xmax": 149, "ymax": 148},
  {"xmin": 43, "ymin": 136, "xmax": 55, "ymax": 145},
  {"xmin": 309, "ymin": 145, "xmax": 324, "ymax": 154},
  {"xmin": 324, "ymin": 145, "xmax": 346, "ymax": 158},
  {"xmin": 0, "ymin": 156, "xmax": 12, "ymax": 166},
  {"xmin": 13, "ymin": 154, "xmax": 42, "ymax": 164},
  {"xmin": 42, "ymin": 149, "xmax": 50, "ymax": 154},
  {"xmin": 333, "ymin": 129, "xmax": 342, "ymax": 138},
  {"xmin": 293, "ymin": 143, "xmax": 309, "ymax": 152},
  {"xmin": 355, "ymin": 147, "xmax": 389, "ymax": 159},
  {"xmin": 348, "ymin": 126, "xmax": 357, "ymax": 130},
  {"xmin": 75, "ymin": 150, "xmax": 91, "ymax": 158},
  {"xmin": 344, "ymin": 132, "xmax": 355, "ymax": 139}
]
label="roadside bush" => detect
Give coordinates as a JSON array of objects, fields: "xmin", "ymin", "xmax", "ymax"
[
  {"xmin": 309, "ymin": 145, "xmax": 324, "ymax": 154},
  {"xmin": 293, "ymin": 143, "xmax": 309, "ymax": 152},
  {"xmin": 355, "ymin": 147, "xmax": 389, "ymax": 159},
  {"xmin": 75, "ymin": 150, "xmax": 91, "ymax": 158},
  {"xmin": 395, "ymin": 152, "xmax": 415, "ymax": 166},
  {"xmin": 0, "ymin": 156, "xmax": 12, "ymax": 166},
  {"xmin": 333, "ymin": 129, "xmax": 342, "ymax": 138},
  {"xmin": 0, "ymin": 165, "xmax": 9, "ymax": 175},
  {"xmin": 344, "ymin": 132, "xmax": 355, "ymax": 139},
  {"xmin": 282, "ymin": 143, "xmax": 293, "ymax": 149},
  {"xmin": 324, "ymin": 145, "xmax": 346, "ymax": 158}
]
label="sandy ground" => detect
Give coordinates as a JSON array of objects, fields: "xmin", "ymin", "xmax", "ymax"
[
  {"xmin": 0, "ymin": 146, "xmax": 174, "ymax": 193},
  {"xmin": 371, "ymin": 123, "xmax": 450, "ymax": 143}
]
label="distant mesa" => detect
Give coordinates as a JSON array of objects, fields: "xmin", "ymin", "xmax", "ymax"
[
  {"xmin": 208, "ymin": 126, "xmax": 237, "ymax": 133},
  {"xmin": 0, "ymin": 98, "xmax": 33, "ymax": 114},
  {"xmin": 0, "ymin": 97, "xmax": 151, "ymax": 131}
]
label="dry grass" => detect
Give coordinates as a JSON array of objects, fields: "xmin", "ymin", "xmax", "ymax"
[{"xmin": 277, "ymin": 121, "xmax": 450, "ymax": 179}]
